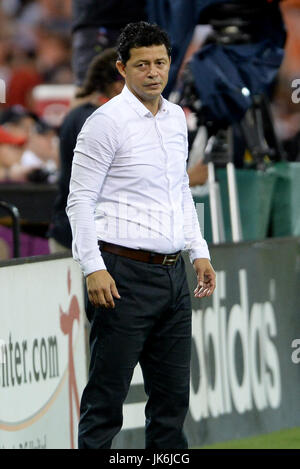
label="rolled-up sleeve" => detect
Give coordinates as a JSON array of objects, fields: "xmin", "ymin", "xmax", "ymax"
[{"xmin": 66, "ymin": 112, "xmax": 119, "ymax": 276}]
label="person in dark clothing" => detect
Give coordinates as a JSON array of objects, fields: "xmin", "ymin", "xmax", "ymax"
[
  {"xmin": 72, "ymin": 0, "xmax": 147, "ymax": 86},
  {"xmin": 48, "ymin": 48, "xmax": 124, "ymax": 252}
]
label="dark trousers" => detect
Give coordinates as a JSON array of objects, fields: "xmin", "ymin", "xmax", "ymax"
[{"xmin": 78, "ymin": 251, "xmax": 192, "ymax": 449}]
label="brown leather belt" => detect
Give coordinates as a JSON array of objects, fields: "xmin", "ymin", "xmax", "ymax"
[{"xmin": 98, "ymin": 241, "xmax": 181, "ymax": 266}]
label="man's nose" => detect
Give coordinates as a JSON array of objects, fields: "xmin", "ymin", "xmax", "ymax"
[{"xmin": 148, "ymin": 64, "xmax": 159, "ymax": 77}]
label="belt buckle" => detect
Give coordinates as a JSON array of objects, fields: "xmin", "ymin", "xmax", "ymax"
[{"xmin": 162, "ymin": 252, "xmax": 180, "ymax": 265}]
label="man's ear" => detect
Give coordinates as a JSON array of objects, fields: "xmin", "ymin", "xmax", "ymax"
[{"xmin": 116, "ymin": 60, "xmax": 126, "ymax": 79}]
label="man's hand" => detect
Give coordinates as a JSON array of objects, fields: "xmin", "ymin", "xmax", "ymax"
[
  {"xmin": 193, "ymin": 258, "xmax": 216, "ymax": 298},
  {"xmin": 86, "ymin": 269, "xmax": 121, "ymax": 309}
]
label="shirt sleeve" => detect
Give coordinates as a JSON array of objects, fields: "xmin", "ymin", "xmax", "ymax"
[
  {"xmin": 181, "ymin": 112, "xmax": 210, "ymax": 263},
  {"xmin": 66, "ymin": 112, "xmax": 119, "ymax": 276}
]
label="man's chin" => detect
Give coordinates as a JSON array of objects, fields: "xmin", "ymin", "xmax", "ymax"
[
  {"xmin": 144, "ymin": 87, "xmax": 163, "ymax": 98},
  {"xmin": 143, "ymin": 83, "xmax": 163, "ymax": 93}
]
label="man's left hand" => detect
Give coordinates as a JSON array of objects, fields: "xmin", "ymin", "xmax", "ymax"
[{"xmin": 193, "ymin": 258, "xmax": 216, "ymax": 298}]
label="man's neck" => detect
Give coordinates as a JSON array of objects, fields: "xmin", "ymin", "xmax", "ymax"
[
  {"xmin": 127, "ymin": 85, "xmax": 161, "ymax": 116},
  {"xmin": 144, "ymin": 99, "xmax": 160, "ymax": 116}
]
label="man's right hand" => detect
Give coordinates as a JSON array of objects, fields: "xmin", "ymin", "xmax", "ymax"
[{"xmin": 86, "ymin": 270, "xmax": 121, "ymax": 309}]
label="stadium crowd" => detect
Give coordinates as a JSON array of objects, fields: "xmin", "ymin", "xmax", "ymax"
[
  {"xmin": 0, "ymin": 1, "xmax": 300, "ymax": 215},
  {"xmin": 0, "ymin": 0, "xmax": 72, "ymax": 182}
]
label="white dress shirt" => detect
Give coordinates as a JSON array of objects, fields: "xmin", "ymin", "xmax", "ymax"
[{"xmin": 67, "ymin": 85, "xmax": 210, "ymax": 276}]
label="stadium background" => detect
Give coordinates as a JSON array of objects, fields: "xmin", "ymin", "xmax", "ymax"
[{"xmin": 0, "ymin": 0, "xmax": 300, "ymax": 450}]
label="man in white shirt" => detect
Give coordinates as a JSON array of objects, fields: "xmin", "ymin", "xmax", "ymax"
[{"xmin": 67, "ymin": 21, "xmax": 216, "ymax": 449}]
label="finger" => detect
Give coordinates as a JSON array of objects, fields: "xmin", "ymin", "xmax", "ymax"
[
  {"xmin": 194, "ymin": 278, "xmax": 206, "ymax": 293},
  {"xmin": 197, "ymin": 273, "xmax": 204, "ymax": 288},
  {"xmin": 202, "ymin": 277, "xmax": 215, "ymax": 293},
  {"xmin": 97, "ymin": 291, "xmax": 108, "ymax": 308},
  {"xmin": 194, "ymin": 285, "xmax": 206, "ymax": 296},
  {"xmin": 207, "ymin": 272, "xmax": 216, "ymax": 286},
  {"xmin": 90, "ymin": 289, "xmax": 106, "ymax": 308},
  {"xmin": 103, "ymin": 288, "xmax": 115, "ymax": 309},
  {"xmin": 194, "ymin": 281, "xmax": 208, "ymax": 294},
  {"xmin": 195, "ymin": 287, "xmax": 210, "ymax": 298},
  {"xmin": 111, "ymin": 282, "xmax": 121, "ymax": 299},
  {"xmin": 206, "ymin": 277, "xmax": 216, "ymax": 292},
  {"xmin": 202, "ymin": 288, "xmax": 212, "ymax": 297}
]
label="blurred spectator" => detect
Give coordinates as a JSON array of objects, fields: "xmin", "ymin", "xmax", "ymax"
[
  {"xmin": 35, "ymin": 31, "xmax": 72, "ymax": 84},
  {"xmin": 0, "ymin": 18, "xmax": 14, "ymax": 87},
  {"xmin": 21, "ymin": 119, "xmax": 59, "ymax": 174},
  {"xmin": 48, "ymin": 48, "xmax": 124, "ymax": 253},
  {"xmin": 280, "ymin": 0, "xmax": 300, "ymax": 79},
  {"xmin": 5, "ymin": 52, "xmax": 43, "ymax": 110},
  {"xmin": 0, "ymin": 125, "xmax": 29, "ymax": 182},
  {"xmin": 268, "ymin": 0, "xmax": 300, "ymax": 162},
  {"xmin": 71, "ymin": 0, "xmax": 147, "ymax": 86},
  {"xmin": 35, "ymin": 0, "xmax": 71, "ymax": 34},
  {"xmin": 0, "ymin": 104, "xmax": 37, "ymax": 138},
  {"xmin": 0, "ymin": 104, "xmax": 59, "ymax": 180},
  {"xmin": 13, "ymin": 0, "xmax": 71, "ymax": 47},
  {"xmin": 0, "ymin": 0, "xmax": 72, "ymax": 110},
  {"xmin": 271, "ymin": 76, "xmax": 300, "ymax": 161}
]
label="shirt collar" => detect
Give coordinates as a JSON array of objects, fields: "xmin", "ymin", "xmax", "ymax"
[{"xmin": 121, "ymin": 85, "xmax": 169, "ymax": 117}]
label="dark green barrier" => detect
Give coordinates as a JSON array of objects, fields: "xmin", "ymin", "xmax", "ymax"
[
  {"xmin": 193, "ymin": 167, "xmax": 277, "ymax": 243},
  {"xmin": 269, "ymin": 162, "xmax": 300, "ymax": 238},
  {"xmin": 193, "ymin": 193, "xmax": 213, "ymax": 244}
]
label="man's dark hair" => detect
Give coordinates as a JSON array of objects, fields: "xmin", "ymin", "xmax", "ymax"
[
  {"xmin": 117, "ymin": 21, "xmax": 172, "ymax": 65},
  {"xmin": 75, "ymin": 48, "xmax": 122, "ymax": 98}
]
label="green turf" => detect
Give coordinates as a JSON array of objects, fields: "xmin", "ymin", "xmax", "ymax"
[{"xmin": 194, "ymin": 427, "xmax": 300, "ymax": 449}]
